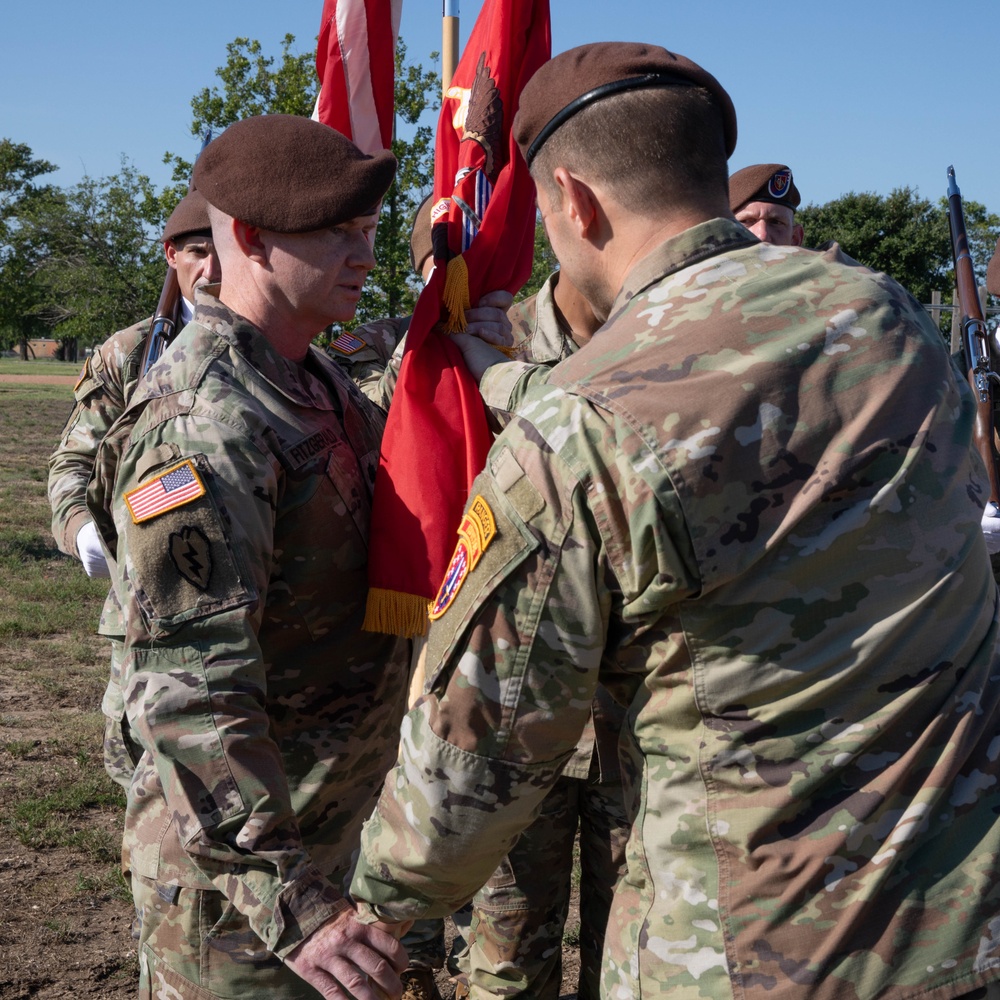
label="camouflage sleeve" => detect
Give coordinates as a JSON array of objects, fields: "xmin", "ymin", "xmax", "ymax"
[
  {"xmin": 327, "ymin": 316, "xmax": 409, "ymax": 412},
  {"xmin": 479, "ymin": 359, "xmax": 552, "ymax": 417},
  {"xmin": 47, "ymin": 328, "xmax": 142, "ymax": 557},
  {"xmin": 350, "ymin": 383, "xmax": 700, "ymax": 920},
  {"xmin": 111, "ymin": 410, "xmax": 347, "ymax": 957}
]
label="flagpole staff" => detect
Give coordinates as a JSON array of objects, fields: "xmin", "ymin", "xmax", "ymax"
[{"xmin": 442, "ymin": 0, "xmax": 459, "ymax": 93}]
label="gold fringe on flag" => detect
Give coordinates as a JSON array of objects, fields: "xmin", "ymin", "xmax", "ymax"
[
  {"xmin": 363, "ymin": 587, "xmax": 431, "ymax": 637},
  {"xmin": 443, "ymin": 254, "xmax": 471, "ymax": 333}
]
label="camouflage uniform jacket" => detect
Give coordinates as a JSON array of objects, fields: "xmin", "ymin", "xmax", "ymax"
[
  {"xmin": 494, "ymin": 272, "xmax": 624, "ymax": 783},
  {"xmin": 478, "ymin": 271, "xmax": 570, "ymax": 415},
  {"xmin": 353, "ymin": 219, "xmax": 1000, "ymax": 1000},
  {"xmin": 327, "ymin": 314, "xmax": 410, "ymax": 412},
  {"xmin": 88, "ymin": 288, "xmax": 409, "ymax": 960},
  {"xmin": 48, "ymin": 317, "xmax": 149, "ymax": 562}
]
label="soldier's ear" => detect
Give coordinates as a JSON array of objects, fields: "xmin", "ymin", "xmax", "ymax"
[
  {"xmin": 231, "ymin": 219, "xmax": 267, "ymax": 265},
  {"xmin": 792, "ymin": 223, "xmax": 805, "ymax": 247},
  {"xmin": 553, "ymin": 168, "xmax": 598, "ymax": 240}
]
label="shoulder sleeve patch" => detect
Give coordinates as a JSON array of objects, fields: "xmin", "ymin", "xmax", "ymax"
[
  {"xmin": 73, "ymin": 357, "xmax": 91, "ymax": 392},
  {"xmin": 429, "ymin": 494, "xmax": 498, "ymax": 620},
  {"xmin": 329, "ymin": 332, "xmax": 366, "ymax": 356},
  {"xmin": 124, "ymin": 459, "xmax": 206, "ymax": 524}
]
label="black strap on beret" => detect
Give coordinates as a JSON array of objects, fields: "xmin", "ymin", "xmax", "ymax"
[{"xmin": 525, "ymin": 72, "xmax": 696, "ymax": 167}]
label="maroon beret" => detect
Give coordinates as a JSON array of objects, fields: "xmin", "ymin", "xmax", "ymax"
[
  {"xmin": 513, "ymin": 42, "xmax": 737, "ymax": 167},
  {"xmin": 193, "ymin": 114, "xmax": 397, "ymax": 233},
  {"xmin": 161, "ymin": 189, "xmax": 212, "ymax": 243},
  {"xmin": 409, "ymin": 194, "xmax": 434, "ymax": 274},
  {"xmin": 988, "ymin": 237, "xmax": 1000, "ymax": 298},
  {"xmin": 729, "ymin": 163, "xmax": 800, "ymax": 213}
]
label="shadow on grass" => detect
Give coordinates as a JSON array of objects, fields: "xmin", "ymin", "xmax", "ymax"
[{"xmin": 0, "ymin": 532, "xmax": 64, "ymax": 562}]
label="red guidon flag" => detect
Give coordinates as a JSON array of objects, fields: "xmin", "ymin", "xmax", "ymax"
[
  {"xmin": 363, "ymin": 0, "xmax": 552, "ymax": 636},
  {"xmin": 313, "ymin": 0, "xmax": 401, "ymax": 154}
]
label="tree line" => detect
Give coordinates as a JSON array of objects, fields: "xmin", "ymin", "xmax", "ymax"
[{"xmin": 0, "ymin": 32, "xmax": 996, "ymax": 359}]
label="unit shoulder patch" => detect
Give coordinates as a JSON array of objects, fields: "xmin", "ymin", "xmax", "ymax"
[
  {"xmin": 124, "ymin": 459, "xmax": 206, "ymax": 524},
  {"xmin": 429, "ymin": 494, "xmax": 497, "ymax": 620}
]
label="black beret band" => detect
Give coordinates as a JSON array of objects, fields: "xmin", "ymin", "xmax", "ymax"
[{"xmin": 525, "ymin": 73, "xmax": 695, "ymax": 168}]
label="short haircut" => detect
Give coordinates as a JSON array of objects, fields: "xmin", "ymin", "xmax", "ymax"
[{"xmin": 530, "ymin": 85, "xmax": 728, "ymax": 217}]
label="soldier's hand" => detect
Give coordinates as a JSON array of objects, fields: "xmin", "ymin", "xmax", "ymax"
[
  {"xmin": 285, "ymin": 907, "xmax": 409, "ymax": 1000},
  {"xmin": 450, "ymin": 332, "xmax": 512, "ymax": 383},
  {"xmin": 462, "ymin": 289, "xmax": 514, "ymax": 348},
  {"xmin": 76, "ymin": 520, "xmax": 111, "ymax": 578}
]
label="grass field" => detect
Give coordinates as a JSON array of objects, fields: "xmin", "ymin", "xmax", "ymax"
[
  {"xmin": 0, "ymin": 383, "xmax": 135, "ymax": 998},
  {"xmin": 0, "ymin": 359, "xmax": 81, "ymax": 376}
]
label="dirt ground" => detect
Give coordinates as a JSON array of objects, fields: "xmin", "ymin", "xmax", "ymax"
[{"xmin": 0, "ymin": 373, "xmax": 76, "ymax": 385}]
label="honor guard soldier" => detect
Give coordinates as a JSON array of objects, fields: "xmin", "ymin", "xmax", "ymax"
[{"xmin": 729, "ymin": 161, "xmax": 804, "ymax": 246}]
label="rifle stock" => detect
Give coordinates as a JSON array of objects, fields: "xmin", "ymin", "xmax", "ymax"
[{"xmin": 947, "ymin": 165, "xmax": 1000, "ymax": 505}]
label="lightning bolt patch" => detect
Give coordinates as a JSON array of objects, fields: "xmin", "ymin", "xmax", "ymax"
[{"xmin": 168, "ymin": 525, "xmax": 213, "ymax": 591}]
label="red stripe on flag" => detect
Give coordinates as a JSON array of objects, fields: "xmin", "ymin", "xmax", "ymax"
[{"xmin": 315, "ymin": 0, "xmax": 400, "ymax": 154}]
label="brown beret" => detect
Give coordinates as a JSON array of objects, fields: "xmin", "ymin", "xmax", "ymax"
[
  {"xmin": 987, "ymin": 237, "xmax": 1000, "ymax": 298},
  {"xmin": 409, "ymin": 194, "xmax": 434, "ymax": 274},
  {"xmin": 161, "ymin": 189, "xmax": 211, "ymax": 243},
  {"xmin": 193, "ymin": 114, "xmax": 397, "ymax": 233},
  {"xmin": 729, "ymin": 163, "xmax": 800, "ymax": 213},
  {"xmin": 513, "ymin": 42, "xmax": 737, "ymax": 167}
]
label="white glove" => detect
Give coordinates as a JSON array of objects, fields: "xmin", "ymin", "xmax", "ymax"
[
  {"xmin": 76, "ymin": 519, "xmax": 110, "ymax": 578},
  {"xmin": 982, "ymin": 502, "xmax": 1000, "ymax": 555}
]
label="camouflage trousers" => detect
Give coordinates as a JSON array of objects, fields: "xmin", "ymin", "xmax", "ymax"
[
  {"xmin": 460, "ymin": 772, "xmax": 630, "ymax": 1000},
  {"xmin": 132, "ymin": 872, "xmax": 323, "ymax": 999},
  {"xmin": 102, "ymin": 637, "xmax": 141, "ymax": 790}
]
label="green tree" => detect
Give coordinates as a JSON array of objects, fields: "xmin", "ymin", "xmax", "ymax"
[
  {"xmin": 31, "ymin": 159, "xmax": 166, "ymax": 353},
  {"xmin": 0, "ymin": 140, "xmax": 60, "ymax": 357},
  {"xmin": 517, "ymin": 218, "xmax": 558, "ymax": 303}
]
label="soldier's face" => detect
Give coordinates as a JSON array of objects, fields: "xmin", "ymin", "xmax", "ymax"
[
  {"xmin": 165, "ymin": 234, "xmax": 221, "ymax": 301},
  {"xmin": 734, "ymin": 201, "xmax": 804, "ymax": 247},
  {"xmin": 266, "ymin": 210, "xmax": 379, "ymax": 327}
]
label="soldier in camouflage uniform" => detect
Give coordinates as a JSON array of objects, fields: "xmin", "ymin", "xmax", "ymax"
[
  {"xmin": 87, "ymin": 115, "xmax": 411, "ymax": 1000},
  {"xmin": 446, "ymin": 271, "xmax": 629, "ymax": 1000},
  {"xmin": 345, "ymin": 44, "xmax": 1000, "ymax": 1000},
  {"xmin": 47, "ymin": 189, "xmax": 219, "ymax": 790}
]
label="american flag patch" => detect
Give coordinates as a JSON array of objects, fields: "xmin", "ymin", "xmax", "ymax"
[
  {"xmin": 330, "ymin": 332, "xmax": 365, "ymax": 355},
  {"xmin": 124, "ymin": 459, "xmax": 206, "ymax": 524}
]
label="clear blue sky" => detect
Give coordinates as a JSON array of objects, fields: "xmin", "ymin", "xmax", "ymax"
[{"xmin": 3, "ymin": 0, "xmax": 999, "ymax": 213}]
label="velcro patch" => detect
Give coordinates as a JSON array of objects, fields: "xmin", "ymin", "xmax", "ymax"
[
  {"xmin": 124, "ymin": 459, "xmax": 206, "ymax": 524},
  {"xmin": 73, "ymin": 357, "xmax": 90, "ymax": 391},
  {"xmin": 330, "ymin": 332, "xmax": 365, "ymax": 356},
  {"xmin": 430, "ymin": 494, "xmax": 497, "ymax": 620}
]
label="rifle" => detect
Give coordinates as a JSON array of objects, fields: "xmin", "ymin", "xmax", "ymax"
[
  {"xmin": 947, "ymin": 165, "xmax": 1000, "ymax": 508},
  {"xmin": 139, "ymin": 130, "xmax": 213, "ymax": 376}
]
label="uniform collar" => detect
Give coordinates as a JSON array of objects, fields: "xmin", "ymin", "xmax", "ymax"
[
  {"xmin": 611, "ymin": 218, "xmax": 758, "ymax": 319},
  {"xmin": 192, "ymin": 286, "xmax": 340, "ymax": 411}
]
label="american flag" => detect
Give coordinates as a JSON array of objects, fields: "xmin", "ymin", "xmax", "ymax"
[
  {"xmin": 312, "ymin": 0, "xmax": 402, "ymax": 156},
  {"xmin": 124, "ymin": 460, "xmax": 206, "ymax": 524}
]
